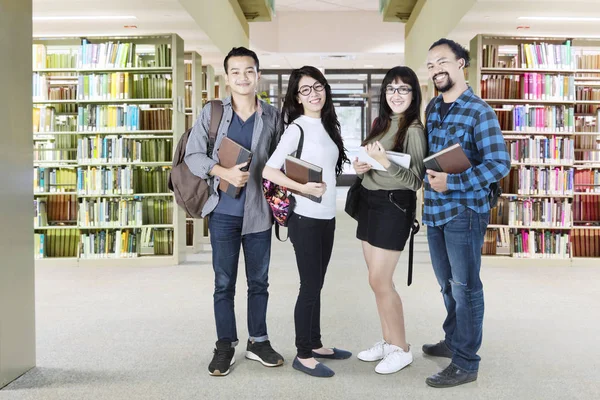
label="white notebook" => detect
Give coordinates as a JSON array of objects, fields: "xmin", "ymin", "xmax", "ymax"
[{"xmin": 357, "ymin": 147, "xmax": 411, "ymax": 171}]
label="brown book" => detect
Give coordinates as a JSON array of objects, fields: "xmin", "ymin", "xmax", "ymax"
[
  {"xmin": 423, "ymin": 143, "xmax": 472, "ymax": 174},
  {"xmin": 217, "ymin": 137, "xmax": 253, "ymax": 198},
  {"xmin": 285, "ymin": 156, "xmax": 323, "ymax": 203}
]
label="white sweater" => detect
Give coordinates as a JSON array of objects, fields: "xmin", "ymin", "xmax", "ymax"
[{"xmin": 266, "ymin": 115, "xmax": 339, "ymax": 220}]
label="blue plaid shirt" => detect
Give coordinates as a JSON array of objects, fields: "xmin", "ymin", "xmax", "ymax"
[{"xmin": 423, "ymin": 87, "xmax": 510, "ymax": 227}]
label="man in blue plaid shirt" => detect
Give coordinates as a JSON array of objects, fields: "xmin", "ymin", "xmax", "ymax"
[{"xmin": 421, "ymin": 39, "xmax": 510, "ymax": 388}]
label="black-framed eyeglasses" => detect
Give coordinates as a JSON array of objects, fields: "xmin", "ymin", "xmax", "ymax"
[
  {"xmin": 385, "ymin": 86, "xmax": 412, "ymax": 95},
  {"xmin": 298, "ymin": 82, "xmax": 325, "ymax": 96}
]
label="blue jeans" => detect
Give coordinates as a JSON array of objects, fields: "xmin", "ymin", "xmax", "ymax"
[
  {"xmin": 427, "ymin": 208, "xmax": 489, "ymax": 372},
  {"xmin": 209, "ymin": 212, "xmax": 272, "ymax": 345}
]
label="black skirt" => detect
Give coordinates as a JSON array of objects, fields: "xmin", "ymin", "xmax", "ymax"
[{"xmin": 356, "ymin": 187, "xmax": 416, "ymax": 251}]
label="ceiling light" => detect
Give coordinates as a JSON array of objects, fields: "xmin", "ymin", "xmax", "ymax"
[
  {"xmin": 270, "ymin": 64, "xmax": 280, "ymax": 68},
  {"xmin": 364, "ymin": 64, "xmax": 375, "ymax": 68},
  {"xmin": 518, "ymin": 16, "xmax": 600, "ymax": 22},
  {"xmin": 33, "ymin": 16, "xmax": 137, "ymax": 21}
]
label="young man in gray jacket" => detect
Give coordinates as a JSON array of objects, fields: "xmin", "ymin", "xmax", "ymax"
[{"xmin": 185, "ymin": 47, "xmax": 283, "ymax": 377}]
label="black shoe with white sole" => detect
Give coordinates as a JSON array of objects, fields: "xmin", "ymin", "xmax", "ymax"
[
  {"xmin": 208, "ymin": 340, "xmax": 235, "ymax": 376},
  {"xmin": 246, "ymin": 340, "xmax": 284, "ymax": 367},
  {"xmin": 426, "ymin": 363, "xmax": 478, "ymax": 388}
]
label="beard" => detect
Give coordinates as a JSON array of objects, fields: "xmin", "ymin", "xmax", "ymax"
[{"xmin": 433, "ymin": 72, "xmax": 454, "ymax": 93}]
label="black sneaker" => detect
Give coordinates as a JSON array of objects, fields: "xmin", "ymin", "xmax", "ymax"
[
  {"xmin": 422, "ymin": 340, "xmax": 453, "ymax": 358},
  {"xmin": 245, "ymin": 340, "xmax": 284, "ymax": 367},
  {"xmin": 208, "ymin": 340, "xmax": 235, "ymax": 376},
  {"xmin": 426, "ymin": 363, "xmax": 478, "ymax": 388}
]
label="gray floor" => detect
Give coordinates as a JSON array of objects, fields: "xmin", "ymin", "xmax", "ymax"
[{"xmin": 2, "ymin": 200, "xmax": 600, "ymax": 400}]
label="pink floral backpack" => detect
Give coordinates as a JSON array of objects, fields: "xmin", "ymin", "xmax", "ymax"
[{"xmin": 262, "ymin": 123, "xmax": 304, "ymax": 241}]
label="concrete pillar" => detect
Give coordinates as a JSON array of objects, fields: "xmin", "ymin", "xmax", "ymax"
[
  {"xmin": 0, "ymin": 0, "xmax": 36, "ymax": 388},
  {"xmin": 177, "ymin": 0, "xmax": 249, "ymax": 53},
  {"xmin": 404, "ymin": 0, "xmax": 477, "ymax": 72}
]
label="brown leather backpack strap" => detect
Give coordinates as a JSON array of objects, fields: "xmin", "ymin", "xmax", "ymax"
[{"xmin": 207, "ymin": 100, "xmax": 223, "ymax": 154}]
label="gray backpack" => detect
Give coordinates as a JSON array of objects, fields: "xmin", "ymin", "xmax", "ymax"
[{"xmin": 168, "ymin": 100, "xmax": 223, "ymax": 218}]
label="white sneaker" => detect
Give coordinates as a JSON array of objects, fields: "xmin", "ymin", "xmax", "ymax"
[
  {"xmin": 375, "ymin": 345, "xmax": 413, "ymax": 374},
  {"xmin": 357, "ymin": 340, "xmax": 389, "ymax": 362}
]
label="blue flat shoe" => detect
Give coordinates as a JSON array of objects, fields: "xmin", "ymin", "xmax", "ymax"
[
  {"xmin": 312, "ymin": 348, "xmax": 352, "ymax": 360},
  {"xmin": 292, "ymin": 357, "xmax": 335, "ymax": 378}
]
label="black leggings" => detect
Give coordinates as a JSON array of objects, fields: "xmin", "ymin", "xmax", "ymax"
[{"xmin": 288, "ymin": 213, "xmax": 336, "ymax": 359}]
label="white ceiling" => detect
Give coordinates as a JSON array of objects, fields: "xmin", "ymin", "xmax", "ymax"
[
  {"xmin": 451, "ymin": 0, "xmax": 600, "ymax": 48},
  {"xmin": 32, "ymin": 0, "xmax": 600, "ymax": 77},
  {"xmin": 32, "ymin": 0, "xmax": 224, "ymax": 69},
  {"xmin": 250, "ymin": 9, "xmax": 405, "ymax": 70},
  {"xmin": 275, "ymin": 0, "xmax": 380, "ymax": 12}
]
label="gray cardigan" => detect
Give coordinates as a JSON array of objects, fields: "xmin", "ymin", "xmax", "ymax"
[{"xmin": 184, "ymin": 96, "xmax": 282, "ymax": 235}]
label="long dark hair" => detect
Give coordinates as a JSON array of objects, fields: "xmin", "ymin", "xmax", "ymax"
[
  {"xmin": 282, "ymin": 66, "xmax": 349, "ymax": 176},
  {"xmin": 363, "ymin": 66, "xmax": 423, "ymax": 151}
]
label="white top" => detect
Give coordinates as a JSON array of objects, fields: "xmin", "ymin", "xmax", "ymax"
[{"xmin": 266, "ymin": 115, "xmax": 339, "ymax": 220}]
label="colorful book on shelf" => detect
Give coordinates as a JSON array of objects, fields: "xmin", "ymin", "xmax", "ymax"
[
  {"xmin": 217, "ymin": 137, "xmax": 253, "ymax": 198},
  {"xmin": 423, "ymin": 143, "xmax": 472, "ymax": 174},
  {"xmin": 285, "ymin": 156, "xmax": 323, "ymax": 203}
]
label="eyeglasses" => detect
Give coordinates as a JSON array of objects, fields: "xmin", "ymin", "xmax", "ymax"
[
  {"xmin": 298, "ymin": 82, "xmax": 325, "ymax": 96},
  {"xmin": 385, "ymin": 86, "xmax": 412, "ymax": 95}
]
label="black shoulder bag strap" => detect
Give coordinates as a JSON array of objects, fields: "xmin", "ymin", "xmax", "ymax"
[
  {"xmin": 275, "ymin": 122, "xmax": 305, "ymax": 242},
  {"xmin": 407, "ymin": 218, "xmax": 420, "ymax": 286}
]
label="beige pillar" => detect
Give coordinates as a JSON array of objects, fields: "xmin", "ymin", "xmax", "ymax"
[
  {"xmin": 404, "ymin": 0, "xmax": 477, "ymax": 72},
  {"xmin": 203, "ymin": 65, "xmax": 215, "ymax": 101},
  {"xmin": 217, "ymin": 75, "xmax": 228, "ymax": 99},
  {"xmin": 177, "ymin": 0, "xmax": 249, "ymax": 53},
  {"xmin": 0, "ymin": 0, "xmax": 36, "ymax": 388}
]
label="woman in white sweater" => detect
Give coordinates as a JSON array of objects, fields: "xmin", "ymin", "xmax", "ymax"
[{"xmin": 263, "ymin": 66, "xmax": 350, "ymax": 378}]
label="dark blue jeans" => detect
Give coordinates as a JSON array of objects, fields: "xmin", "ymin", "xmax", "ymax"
[
  {"xmin": 427, "ymin": 208, "xmax": 489, "ymax": 372},
  {"xmin": 209, "ymin": 212, "xmax": 272, "ymax": 345}
]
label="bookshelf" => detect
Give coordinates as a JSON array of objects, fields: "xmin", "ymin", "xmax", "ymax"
[
  {"xmin": 32, "ymin": 34, "xmax": 186, "ymax": 266},
  {"xmin": 184, "ymin": 51, "xmax": 209, "ymax": 253},
  {"xmin": 469, "ymin": 34, "xmax": 600, "ymax": 264}
]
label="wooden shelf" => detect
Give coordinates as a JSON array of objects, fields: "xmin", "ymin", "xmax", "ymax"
[
  {"xmin": 574, "ymin": 77, "xmax": 600, "ymax": 81},
  {"xmin": 33, "ymin": 130, "xmax": 173, "ymax": 136},
  {"xmin": 501, "ymin": 193, "xmax": 573, "ymax": 198},
  {"xmin": 481, "ymin": 67, "xmax": 575, "ymax": 74},
  {"xmin": 78, "ymin": 161, "xmax": 171, "ymax": 167},
  {"xmin": 484, "ymin": 98, "xmax": 575, "ymax": 105},
  {"xmin": 510, "ymin": 161, "xmax": 574, "ymax": 167},
  {"xmin": 487, "ymin": 224, "xmax": 571, "ymax": 230},
  {"xmin": 33, "ymin": 162, "xmax": 77, "ymax": 167},
  {"xmin": 78, "ymin": 224, "xmax": 174, "ymax": 230},
  {"xmin": 34, "ymin": 67, "xmax": 173, "ymax": 74},
  {"xmin": 574, "ymin": 164, "xmax": 600, "ymax": 169},
  {"xmin": 34, "ymin": 225, "xmax": 78, "ymax": 230},
  {"xmin": 33, "ymin": 98, "xmax": 173, "ymax": 105},
  {"xmin": 34, "ymin": 192, "xmax": 76, "ymax": 196},
  {"xmin": 502, "ymin": 130, "xmax": 574, "ymax": 136},
  {"xmin": 77, "ymin": 193, "xmax": 173, "ymax": 198}
]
